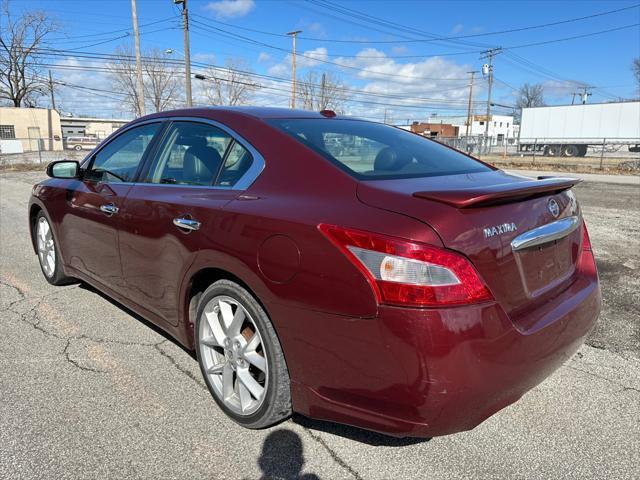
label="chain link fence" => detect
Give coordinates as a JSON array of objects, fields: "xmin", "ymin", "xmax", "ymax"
[
  {"xmin": 433, "ymin": 136, "xmax": 640, "ymax": 171},
  {"xmin": 0, "ymin": 137, "xmax": 90, "ymax": 166}
]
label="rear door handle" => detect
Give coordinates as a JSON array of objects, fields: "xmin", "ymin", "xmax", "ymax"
[
  {"xmin": 173, "ymin": 217, "xmax": 201, "ymax": 231},
  {"xmin": 100, "ymin": 203, "xmax": 119, "ymax": 215}
]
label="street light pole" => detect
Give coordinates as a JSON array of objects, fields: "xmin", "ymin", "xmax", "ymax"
[
  {"xmin": 175, "ymin": 0, "xmax": 193, "ymax": 107},
  {"xmin": 131, "ymin": 0, "xmax": 145, "ymax": 116},
  {"xmin": 287, "ymin": 30, "xmax": 302, "ymax": 109}
]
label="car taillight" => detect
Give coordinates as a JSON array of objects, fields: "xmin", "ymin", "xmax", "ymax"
[
  {"xmin": 578, "ymin": 220, "xmax": 597, "ymax": 276},
  {"xmin": 318, "ymin": 224, "xmax": 493, "ymax": 308},
  {"xmin": 582, "ymin": 221, "xmax": 592, "ymax": 252}
]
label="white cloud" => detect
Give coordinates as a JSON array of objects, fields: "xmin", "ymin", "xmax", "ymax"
[
  {"xmin": 205, "ymin": 0, "xmax": 255, "ymax": 20},
  {"xmin": 257, "ymin": 52, "xmax": 271, "ymax": 63},
  {"xmin": 305, "ymin": 22, "xmax": 325, "ymax": 37},
  {"xmin": 542, "ymin": 79, "xmax": 587, "ymax": 96},
  {"xmin": 193, "ymin": 52, "xmax": 216, "ymax": 64},
  {"xmin": 451, "ymin": 23, "xmax": 464, "ymax": 34},
  {"xmin": 391, "ymin": 45, "xmax": 409, "ymax": 55},
  {"xmin": 267, "ymin": 47, "xmax": 329, "ymax": 76}
]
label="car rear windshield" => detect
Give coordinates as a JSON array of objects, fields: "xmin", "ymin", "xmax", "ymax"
[{"xmin": 268, "ymin": 118, "xmax": 491, "ymax": 179}]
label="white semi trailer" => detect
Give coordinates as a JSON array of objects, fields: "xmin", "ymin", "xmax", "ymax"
[{"xmin": 518, "ymin": 101, "xmax": 640, "ymax": 157}]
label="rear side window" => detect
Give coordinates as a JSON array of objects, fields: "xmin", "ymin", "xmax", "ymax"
[
  {"xmin": 145, "ymin": 122, "xmax": 232, "ymax": 186},
  {"xmin": 215, "ymin": 141, "xmax": 253, "ymax": 187},
  {"xmin": 269, "ymin": 119, "xmax": 491, "ymax": 179}
]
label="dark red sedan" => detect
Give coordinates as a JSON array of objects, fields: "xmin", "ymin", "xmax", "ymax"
[{"xmin": 29, "ymin": 107, "xmax": 600, "ymax": 438}]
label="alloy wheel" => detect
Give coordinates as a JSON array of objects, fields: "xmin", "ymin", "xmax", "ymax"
[
  {"xmin": 37, "ymin": 217, "xmax": 56, "ymax": 278},
  {"xmin": 198, "ymin": 295, "xmax": 268, "ymax": 416}
]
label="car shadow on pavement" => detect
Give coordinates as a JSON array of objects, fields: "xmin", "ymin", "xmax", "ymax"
[
  {"xmin": 252, "ymin": 429, "xmax": 320, "ymax": 480},
  {"xmin": 292, "ymin": 414, "xmax": 429, "ymax": 447}
]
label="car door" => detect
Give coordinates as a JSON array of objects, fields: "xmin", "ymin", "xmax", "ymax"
[
  {"xmin": 117, "ymin": 119, "xmax": 260, "ymax": 326},
  {"xmin": 60, "ymin": 122, "xmax": 163, "ymax": 292}
]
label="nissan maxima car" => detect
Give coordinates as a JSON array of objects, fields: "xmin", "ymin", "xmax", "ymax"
[{"xmin": 29, "ymin": 107, "xmax": 600, "ymax": 438}]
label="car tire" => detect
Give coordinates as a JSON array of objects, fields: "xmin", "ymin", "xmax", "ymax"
[
  {"xmin": 34, "ymin": 211, "xmax": 73, "ymax": 285},
  {"xmin": 195, "ymin": 279, "xmax": 291, "ymax": 429}
]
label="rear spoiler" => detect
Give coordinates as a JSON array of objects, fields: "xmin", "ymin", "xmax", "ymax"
[{"xmin": 413, "ymin": 177, "xmax": 581, "ymax": 209}]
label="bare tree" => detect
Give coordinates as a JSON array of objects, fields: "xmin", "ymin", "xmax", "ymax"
[
  {"xmin": 201, "ymin": 58, "xmax": 259, "ymax": 106},
  {"xmin": 108, "ymin": 45, "xmax": 143, "ymax": 116},
  {"xmin": 0, "ymin": 2, "xmax": 57, "ymax": 107},
  {"xmin": 516, "ymin": 83, "xmax": 545, "ymax": 109},
  {"xmin": 515, "ymin": 83, "xmax": 545, "ymax": 121},
  {"xmin": 143, "ymin": 48, "xmax": 180, "ymax": 112},
  {"xmin": 297, "ymin": 71, "xmax": 345, "ymax": 111},
  {"xmin": 633, "ymin": 58, "xmax": 640, "ymax": 92}
]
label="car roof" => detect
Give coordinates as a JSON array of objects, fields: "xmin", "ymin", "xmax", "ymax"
[{"xmin": 136, "ymin": 106, "xmax": 354, "ymax": 122}]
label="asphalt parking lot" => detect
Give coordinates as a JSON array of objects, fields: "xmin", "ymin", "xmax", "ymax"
[{"xmin": 1, "ymin": 170, "xmax": 639, "ymax": 480}]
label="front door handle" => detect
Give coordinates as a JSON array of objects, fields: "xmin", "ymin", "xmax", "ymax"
[
  {"xmin": 173, "ymin": 217, "xmax": 201, "ymax": 231},
  {"xmin": 100, "ymin": 203, "xmax": 119, "ymax": 215}
]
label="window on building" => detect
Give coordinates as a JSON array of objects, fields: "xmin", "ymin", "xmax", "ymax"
[
  {"xmin": 507, "ymin": 122, "xmax": 510, "ymax": 127},
  {"xmin": 500, "ymin": 122, "xmax": 503, "ymax": 127},
  {"xmin": 479, "ymin": 121, "xmax": 485, "ymax": 126},
  {"xmin": 493, "ymin": 121, "xmax": 497, "ymax": 127},
  {"xmin": 0, "ymin": 125, "xmax": 16, "ymax": 139}
]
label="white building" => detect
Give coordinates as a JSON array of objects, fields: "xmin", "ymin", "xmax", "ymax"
[
  {"xmin": 60, "ymin": 116, "xmax": 130, "ymax": 140},
  {"xmin": 428, "ymin": 114, "xmax": 517, "ymax": 145}
]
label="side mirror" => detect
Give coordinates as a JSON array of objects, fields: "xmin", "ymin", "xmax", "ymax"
[{"xmin": 46, "ymin": 160, "xmax": 80, "ymax": 179}]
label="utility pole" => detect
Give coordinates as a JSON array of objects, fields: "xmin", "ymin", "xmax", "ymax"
[
  {"xmin": 287, "ymin": 30, "xmax": 302, "ymax": 109},
  {"xmin": 130, "ymin": 0, "xmax": 145, "ymax": 116},
  {"xmin": 320, "ymin": 72, "xmax": 326, "ymax": 110},
  {"xmin": 175, "ymin": 0, "xmax": 192, "ymax": 107},
  {"xmin": 571, "ymin": 92, "xmax": 578, "ymax": 105},
  {"xmin": 465, "ymin": 71, "xmax": 476, "ymax": 137},
  {"xmin": 579, "ymin": 86, "xmax": 592, "ymax": 104},
  {"xmin": 48, "ymin": 70, "xmax": 56, "ymax": 111},
  {"xmin": 480, "ymin": 47, "xmax": 501, "ymax": 140}
]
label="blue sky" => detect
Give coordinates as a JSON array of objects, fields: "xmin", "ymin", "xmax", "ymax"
[{"xmin": 11, "ymin": 0, "xmax": 640, "ymax": 121}]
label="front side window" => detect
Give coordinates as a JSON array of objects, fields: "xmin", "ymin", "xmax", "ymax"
[
  {"xmin": 145, "ymin": 122, "xmax": 232, "ymax": 186},
  {"xmin": 85, "ymin": 123, "xmax": 160, "ymax": 183},
  {"xmin": 269, "ymin": 118, "xmax": 491, "ymax": 179}
]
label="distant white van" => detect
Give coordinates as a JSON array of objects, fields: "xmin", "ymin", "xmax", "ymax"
[{"xmin": 64, "ymin": 136, "xmax": 100, "ymax": 151}]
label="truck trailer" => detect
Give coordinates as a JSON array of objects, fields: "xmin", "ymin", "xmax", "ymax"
[{"xmin": 518, "ymin": 101, "xmax": 640, "ymax": 157}]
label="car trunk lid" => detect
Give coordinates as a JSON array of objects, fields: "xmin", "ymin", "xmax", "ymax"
[{"xmin": 356, "ymin": 170, "xmax": 583, "ymax": 316}]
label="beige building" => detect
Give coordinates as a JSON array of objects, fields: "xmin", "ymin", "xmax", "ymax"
[{"xmin": 0, "ymin": 107, "xmax": 63, "ymax": 152}]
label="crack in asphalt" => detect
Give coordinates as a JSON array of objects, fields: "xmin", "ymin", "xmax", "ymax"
[
  {"xmin": 150, "ymin": 340, "xmax": 364, "ymax": 479},
  {"xmin": 566, "ymin": 364, "xmax": 640, "ymax": 394},
  {"xmin": 2, "ymin": 279, "xmax": 379, "ymax": 479},
  {"xmin": 0, "ymin": 278, "xmax": 26, "ymax": 300},
  {"xmin": 4, "ymin": 286, "xmax": 163, "ymax": 374},
  {"xmin": 62, "ymin": 338, "xmax": 106, "ymax": 374},
  {"xmin": 153, "ymin": 340, "xmax": 207, "ymax": 390},
  {"xmin": 301, "ymin": 428, "xmax": 364, "ymax": 480}
]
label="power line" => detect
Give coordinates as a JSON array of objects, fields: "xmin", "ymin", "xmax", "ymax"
[
  {"xmin": 37, "ymin": 62, "xmax": 480, "ymax": 112},
  {"xmin": 45, "ymin": 17, "xmax": 177, "ymax": 42},
  {"xmin": 30, "ymin": 49, "xmax": 480, "ymax": 103},
  {"xmin": 289, "ymin": 2, "xmax": 640, "ymax": 44}
]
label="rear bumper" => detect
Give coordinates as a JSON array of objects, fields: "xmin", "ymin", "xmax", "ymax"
[{"xmin": 277, "ymin": 274, "xmax": 600, "ymax": 438}]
